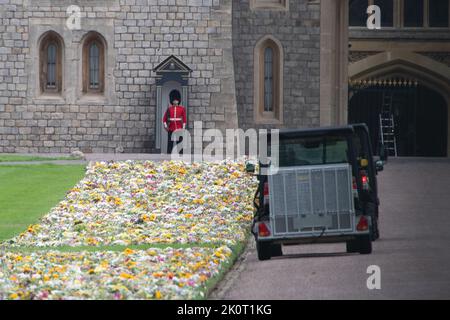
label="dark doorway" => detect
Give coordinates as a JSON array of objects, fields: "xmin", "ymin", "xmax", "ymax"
[{"xmin": 349, "ymin": 84, "xmax": 448, "ymax": 157}]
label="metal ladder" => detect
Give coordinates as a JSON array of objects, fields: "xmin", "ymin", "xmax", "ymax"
[{"xmin": 379, "ymin": 92, "xmax": 398, "ymax": 157}]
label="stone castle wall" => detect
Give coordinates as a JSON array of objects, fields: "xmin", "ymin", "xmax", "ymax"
[
  {"xmin": 232, "ymin": 0, "xmax": 321, "ymax": 131},
  {"xmin": 0, "ymin": 0, "xmax": 237, "ymax": 153}
]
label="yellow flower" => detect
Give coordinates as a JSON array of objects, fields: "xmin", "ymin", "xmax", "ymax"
[
  {"xmin": 120, "ymin": 273, "xmax": 136, "ymax": 280},
  {"xmin": 87, "ymin": 238, "xmax": 99, "ymax": 246},
  {"xmin": 55, "ymin": 266, "xmax": 67, "ymax": 273},
  {"xmin": 27, "ymin": 225, "xmax": 38, "ymax": 234},
  {"xmin": 142, "ymin": 214, "xmax": 156, "ymax": 222},
  {"xmin": 193, "ymin": 198, "xmax": 205, "ymax": 205},
  {"xmin": 184, "ymin": 214, "xmax": 193, "ymax": 219},
  {"xmin": 193, "ymin": 262, "xmax": 203, "ymax": 271},
  {"xmin": 22, "ymin": 266, "xmax": 32, "ymax": 273},
  {"xmin": 14, "ymin": 255, "xmax": 23, "ymax": 262},
  {"xmin": 123, "ymin": 248, "xmax": 135, "ymax": 255},
  {"xmin": 155, "ymin": 291, "xmax": 162, "ymax": 300},
  {"xmin": 232, "ymin": 171, "xmax": 241, "ymax": 178},
  {"xmin": 9, "ymin": 293, "xmax": 19, "ymax": 300}
]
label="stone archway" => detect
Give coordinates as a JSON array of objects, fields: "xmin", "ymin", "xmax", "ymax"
[{"xmin": 349, "ymin": 52, "xmax": 450, "ymax": 157}]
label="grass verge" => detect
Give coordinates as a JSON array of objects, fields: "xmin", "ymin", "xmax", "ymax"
[
  {"xmin": 1, "ymin": 242, "xmax": 223, "ymax": 253},
  {"xmin": 0, "ymin": 155, "xmax": 80, "ymax": 162},
  {"xmin": 0, "ymin": 164, "xmax": 86, "ymax": 241},
  {"xmin": 196, "ymin": 237, "xmax": 250, "ymax": 300}
]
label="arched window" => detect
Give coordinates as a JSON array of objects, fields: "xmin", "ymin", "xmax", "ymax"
[
  {"xmin": 82, "ymin": 32, "xmax": 106, "ymax": 94},
  {"xmin": 254, "ymin": 36, "xmax": 283, "ymax": 123},
  {"xmin": 264, "ymin": 47, "xmax": 274, "ymax": 112},
  {"xmin": 39, "ymin": 31, "xmax": 63, "ymax": 94},
  {"xmin": 89, "ymin": 43, "xmax": 100, "ymax": 89}
]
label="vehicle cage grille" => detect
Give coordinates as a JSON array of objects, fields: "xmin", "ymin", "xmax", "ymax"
[{"xmin": 268, "ymin": 164, "xmax": 355, "ymax": 235}]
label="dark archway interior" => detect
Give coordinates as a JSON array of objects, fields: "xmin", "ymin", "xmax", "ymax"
[{"xmin": 349, "ymin": 84, "xmax": 448, "ymax": 157}]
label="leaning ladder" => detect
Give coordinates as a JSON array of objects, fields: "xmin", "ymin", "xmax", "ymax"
[{"xmin": 379, "ymin": 92, "xmax": 398, "ymax": 157}]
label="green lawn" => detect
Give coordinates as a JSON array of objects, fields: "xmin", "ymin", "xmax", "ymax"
[
  {"xmin": 0, "ymin": 164, "xmax": 86, "ymax": 241},
  {"xmin": 0, "ymin": 155, "xmax": 80, "ymax": 162}
]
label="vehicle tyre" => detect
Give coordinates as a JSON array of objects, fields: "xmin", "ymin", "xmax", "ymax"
[
  {"xmin": 271, "ymin": 243, "xmax": 283, "ymax": 257},
  {"xmin": 371, "ymin": 216, "xmax": 380, "ymax": 241},
  {"xmin": 367, "ymin": 203, "xmax": 380, "ymax": 241},
  {"xmin": 357, "ymin": 235, "xmax": 372, "ymax": 254},
  {"xmin": 256, "ymin": 241, "xmax": 272, "ymax": 261},
  {"xmin": 346, "ymin": 239, "xmax": 359, "ymax": 253}
]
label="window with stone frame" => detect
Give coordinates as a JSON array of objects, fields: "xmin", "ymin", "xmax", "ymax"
[
  {"xmin": 39, "ymin": 31, "xmax": 63, "ymax": 94},
  {"xmin": 429, "ymin": 0, "xmax": 449, "ymax": 27},
  {"xmin": 350, "ymin": 0, "xmax": 370, "ymax": 26},
  {"xmin": 402, "ymin": 0, "xmax": 450, "ymax": 28},
  {"xmin": 404, "ymin": 0, "xmax": 425, "ymax": 26},
  {"xmin": 82, "ymin": 32, "xmax": 106, "ymax": 94},
  {"xmin": 250, "ymin": 0, "xmax": 289, "ymax": 10},
  {"xmin": 349, "ymin": 0, "xmax": 449, "ymax": 29},
  {"xmin": 254, "ymin": 36, "xmax": 283, "ymax": 123},
  {"xmin": 374, "ymin": 0, "xmax": 394, "ymax": 26}
]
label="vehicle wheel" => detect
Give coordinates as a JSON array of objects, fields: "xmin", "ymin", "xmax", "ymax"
[
  {"xmin": 271, "ymin": 243, "xmax": 283, "ymax": 257},
  {"xmin": 366, "ymin": 203, "xmax": 380, "ymax": 241},
  {"xmin": 256, "ymin": 241, "xmax": 272, "ymax": 261},
  {"xmin": 346, "ymin": 240, "xmax": 359, "ymax": 253},
  {"xmin": 357, "ymin": 235, "xmax": 372, "ymax": 254},
  {"xmin": 371, "ymin": 216, "xmax": 380, "ymax": 241}
]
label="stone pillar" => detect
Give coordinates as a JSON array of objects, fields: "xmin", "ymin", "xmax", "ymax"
[
  {"xmin": 156, "ymin": 86, "xmax": 162, "ymax": 149},
  {"xmin": 320, "ymin": 0, "xmax": 349, "ymax": 126},
  {"xmin": 210, "ymin": 0, "xmax": 239, "ymax": 131}
]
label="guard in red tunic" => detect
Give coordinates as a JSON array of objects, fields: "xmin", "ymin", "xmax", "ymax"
[{"xmin": 163, "ymin": 98, "xmax": 187, "ymax": 154}]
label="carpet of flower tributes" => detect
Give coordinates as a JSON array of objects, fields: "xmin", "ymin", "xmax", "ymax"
[
  {"xmin": 0, "ymin": 246, "xmax": 232, "ymax": 300},
  {"xmin": 0, "ymin": 160, "xmax": 257, "ymax": 300},
  {"xmin": 8, "ymin": 160, "xmax": 257, "ymax": 247}
]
